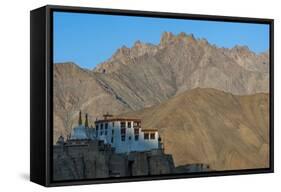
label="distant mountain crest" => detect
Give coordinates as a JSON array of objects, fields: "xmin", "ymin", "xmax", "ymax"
[
  {"xmin": 54, "ymin": 31, "xmax": 269, "ymax": 146},
  {"xmin": 94, "ymin": 31, "xmax": 268, "ymax": 74},
  {"xmin": 53, "ymin": 32, "xmax": 270, "ymax": 171},
  {"xmin": 160, "ymin": 31, "xmax": 196, "ymax": 45}
]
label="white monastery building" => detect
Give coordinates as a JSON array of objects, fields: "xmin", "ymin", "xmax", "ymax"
[{"xmin": 69, "ymin": 111, "xmax": 163, "ymax": 154}]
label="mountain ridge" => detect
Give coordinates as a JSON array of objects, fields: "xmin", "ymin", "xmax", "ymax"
[
  {"xmin": 94, "ymin": 32, "xmax": 269, "ymax": 74},
  {"xmin": 53, "ymin": 31, "xmax": 269, "ymax": 151}
]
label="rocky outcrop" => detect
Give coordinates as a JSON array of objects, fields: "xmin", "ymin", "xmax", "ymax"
[{"xmin": 53, "ymin": 139, "xmax": 200, "ymax": 181}]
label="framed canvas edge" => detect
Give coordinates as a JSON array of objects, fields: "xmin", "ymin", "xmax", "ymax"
[{"xmin": 31, "ymin": 4, "xmax": 274, "ymax": 187}]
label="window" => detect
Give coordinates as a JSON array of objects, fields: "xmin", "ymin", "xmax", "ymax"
[
  {"xmin": 100, "ymin": 131, "xmax": 103, "ymax": 135},
  {"xmin": 133, "ymin": 122, "xmax": 137, "ymax": 127},
  {"xmin": 121, "ymin": 135, "xmax": 125, "ymax": 141},
  {"xmin": 135, "ymin": 135, "xmax": 139, "ymax": 141},
  {"xmin": 105, "ymin": 130, "xmax": 107, "ymax": 135},
  {"xmin": 96, "ymin": 124, "xmax": 99, "ymax": 137},
  {"xmin": 133, "ymin": 121, "xmax": 140, "ymax": 128},
  {"xmin": 121, "ymin": 128, "xmax": 126, "ymax": 134},
  {"xmin": 112, "ymin": 122, "xmax": 115, "ymax": 127},
  {"xmin": 105, "ymin": 123, "xmax": 108, "ymax": 129},
  {"xmin": 112, "ymin": 129, "xmax": 114, "ymax": 135},
  {"xmin": 111, "ymin": 137, "xmax": 114, "ymax": 143},
  {"xmin": 100, "ymin": 123, "xmax": 103, "ymax": 130},
  {"xmin": 150, "ymin": 133, "xmax": 155, "ymax": 139},
  {"xmin": 144, "ymin": 133, "xmax": 149, "ymax": 140},
  {"xmin": 120, "ymin": 121, "xmax": 126, "ymax": 141},
  {"xmin": 134, "ymin": 128, "xmax": 139, "ymax": 135},
  {"xmin": 134, "ymin": 128, "xmax": 139, "ymax": 141},
  {"xmin": 128, "ymin": 122, "xmax": 131, "ymax": 128},
  {"xmin": 128, "ymin": 136, "xmax": 131, "ymax": 140},
  {"xmin": 121, "ymin": 121, "xmax": 126, "ymax": 128}
]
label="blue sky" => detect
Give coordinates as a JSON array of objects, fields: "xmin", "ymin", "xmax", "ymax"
[{"xmin": 53, "ymin": 12, "xmax": 269, "ymax": 69}]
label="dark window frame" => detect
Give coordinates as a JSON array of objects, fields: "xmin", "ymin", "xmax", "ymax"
[
  {"xmin": 144, "ymin": 133, "xmax": 149, "ymax": 140},
  {"xmin": 135, "ymin": 135, "xmax": 139, "ymax": 141}
]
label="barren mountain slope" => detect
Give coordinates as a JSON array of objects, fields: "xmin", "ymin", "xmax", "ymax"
[
  {"xmin": 53, "ymin": 32, "xmax": 269, "ymax": 143},
  {"xmin": 94, "ymin": 32, "xmax": 269, "ymax": 99},
  {"xmin": 121, "ymin": 88, "xmax": 269, "ymax": 170},
  {"xmin": 53, "ymin": 63, "xmax": 131, "ymax": 141}
]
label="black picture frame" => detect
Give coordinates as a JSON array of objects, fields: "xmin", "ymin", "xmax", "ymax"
[{"xmin": 30, "ymin": 4, "xmax": 274, "ymax": 187}]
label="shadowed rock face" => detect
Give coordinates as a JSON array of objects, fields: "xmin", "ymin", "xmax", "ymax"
[
  {"xmin": 122, "ymin": 88, "xmax": 269, "ymax": 170},
  {"xmin": 53, "ymin": 139, "xmax": 207, "ymax": 180},
  {"xmin": 53, "ymin": 32, "xmax": 269, "ymax": 169}
]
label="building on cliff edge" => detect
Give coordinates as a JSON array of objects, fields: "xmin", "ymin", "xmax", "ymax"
[
  {"xmin": 68, "ymin": 111, "xmax": 163, "ymax": 154},
  {"xmin": 53, "ymin": 111, "xmax": 210, "ymax": 180}
]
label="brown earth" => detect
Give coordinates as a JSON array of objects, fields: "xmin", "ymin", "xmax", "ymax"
[
  {"xmin": 121, "ymin": 88, "xmax": 269, "ymax": 170},
  {"xmin": 53, "ymin": 32, "xmax": 269, "ymax": 145}
]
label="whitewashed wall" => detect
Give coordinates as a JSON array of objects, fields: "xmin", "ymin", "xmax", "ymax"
[{"xmin": 95, "ymin": 120, "xmax": 160, "ymax": 153}]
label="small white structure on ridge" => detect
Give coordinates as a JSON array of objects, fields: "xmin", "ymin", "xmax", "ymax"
[{"xmin": 69, "ymin": 111, "xmax": 162, "ymax": 154}]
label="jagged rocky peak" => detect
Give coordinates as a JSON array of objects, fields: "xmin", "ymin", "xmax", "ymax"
[
  {"xmin": 134, "ymin": 40, "xmax": 143, "ymax": 47},
  {"xmin": 95, "ymin": 31, "xmax": 210, "ymax": 73},
  {"xmin": 94, "ymin": 31, "xmax": 268, "ymax": 75},
  {"xmin": 131, "ymin": 40, "xmax": 152, "ymax": 51},
  {"xmin": 160, "ymin": 31, "xmax": 197, "ymax": 46},
  {"xmin": 226, "ymin": 45, "xmax": 255, "ymax": 60},
  {"xmin": 179, "ymin": 32, "xmax": 196, "ymax": 41},
  {"xmin": 160, "ymin": 31, "xmax": 174, "ymax": 44},
  {"xmin": 94, "ymin": 40, "xmax": 160, "ymax": 73},
  {"xmin": 103, "ymin": 45, "xmax": 132, "ymax": 65},
  {"xmin": 131, "ymin": 40, "xmax": 158, "ymax": 57},
  {"xmin": 232, "ymin": 45, "xmax": 251, "ymax": 53},
  {"xmin": 94, "ymin": 44, "xmax": 134, "ymax": 74},
  {"xmin": 114, "ymin": 45, "xmax": 130, "ymax": 57},
  {"xmin": 110, "ymin": 40, "xmax": 157, "ymax": 60}
]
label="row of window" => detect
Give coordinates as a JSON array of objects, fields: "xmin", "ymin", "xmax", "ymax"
[
  {"xmin": 95, "ymin": 123, "xmax": 155, "ymax": 142},
  {"xmin": 144, "ymin": 133, "xmax": 155, "ymax": 140},
  {"xmin": 96, "ymin": 129, "xmax": 114, "ymax": 137},
  {"xmin": 95, "ymin": 131, "xmax": 155, "ymax": 142},
  {"xmin": 96, "ymin": 122, "xmax": 109, "ymax": 130},
  {"xmin": 96, "ymin": 121, "xmax": 140, "ymax": 130},
  {"xmin": 121, "ymin": 132, "xmax": 155, "ymax": 142},
  {"xmin": 95, "ymin": 127, "xmax": 139, "ymax": 136},
  {"xmin": 121, "ymin": 121, "xmax": 134, "ymax": 128}
]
